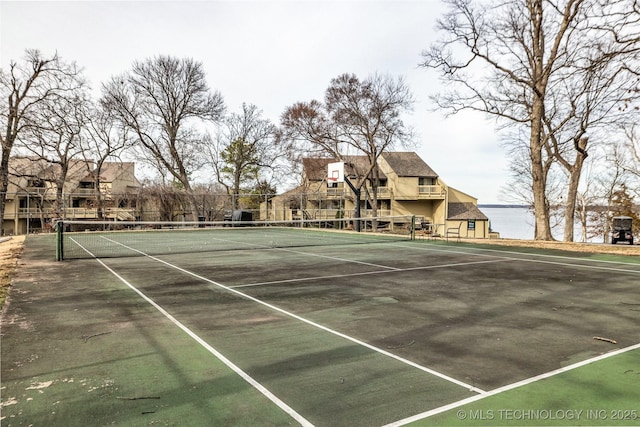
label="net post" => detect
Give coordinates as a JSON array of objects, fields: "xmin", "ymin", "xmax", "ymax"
[
  {"xmin": 411, "ymin": 215, "xmax": 416, "ymax": 240},
  {"xmin": 55, "ymin": 220, "xmax": 64, "ymax": 261}
]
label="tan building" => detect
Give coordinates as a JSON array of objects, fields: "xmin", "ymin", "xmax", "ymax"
[
  {"xmin": 262, "ymin": 152, "xmax": 490, "ymax": 238},
  {"xmin": 2, "ymin": 157, "xmax": 140, "ymax": 235}
]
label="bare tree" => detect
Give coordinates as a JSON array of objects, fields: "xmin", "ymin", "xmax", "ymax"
[
  {"xmin": 208, "ymin": 103, "xmax": 282, "ymax": 209},
  {"xmin": 0, "ymin": 50, "xmax": 83, "ymax": 234},
  {"xmin": 572, "ymin": 147, "xmax": 607, "ymax": 242},
  {"xmin": 421, "ymin": 0, "xmax": 640, "ymax": 240},
  {"xmin": 135, "ymin": 181, "xmax": 190, "ymax": 222},
  {"xmin": 81, "ymin": 100, "xmax": 134, "ymax": 219},
  {"xmin": 621, "ymin": 124, "xmax": 640, "ymax": 183},
  {"xmin": 281, "ymin": 73, "xmax": 414, "ymax": 218},
  {"xmin": 101, "ymin": 55, "xmax": 225, "ymax": 220},
  {"xmin": 19, "ymin": 77, "xmax": 90, "ymax": 218},
  {"xmin": 544, "ymin": 51, "xmax": 638, "ymax": 241},
  {"xmin": 592, "ymin": 141, "xmax": 634, "ymax": 241}
]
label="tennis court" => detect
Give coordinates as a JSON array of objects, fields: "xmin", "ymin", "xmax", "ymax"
[{"xmin": 2, "ymin": 219, "xmax": 640, "ymax": 426}]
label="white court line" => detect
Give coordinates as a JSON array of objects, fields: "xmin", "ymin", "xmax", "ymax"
[
  {"xmin": 205, "ymin": 233, "xmax": 402, "ymax": 271},
  {"xmin": 393, "ymin": 242, "xmax": 640, "ymax": 274},
  {"xmin": 70, "ymin": 237, "xmax": 314, "ymax": 427},
  {"xmin": 384, "ymin": 341, "xmax": 640, "ymax": 426},
  {"xmin": 100, "ymin": 236, "xmax": 486, "ymax": 394},
  {"xmin": 231, "ymin": 259, "xmax": 507, "ymax": 288},
  {"xmin": 275, "ymin": 246, "xmax": 401, "ymax": 270}
]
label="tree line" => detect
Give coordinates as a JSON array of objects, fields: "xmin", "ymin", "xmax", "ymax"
[
  {"xmin": 1, "ymin": 51, "xmax": 414, "ymax": 232},
  {"xmin": 422, "ymin": 0, "xmax": 640, "ymax": 241},
  {"xmin": 2, "ymin": 0, "xmax": 640, "ymax": 241}
]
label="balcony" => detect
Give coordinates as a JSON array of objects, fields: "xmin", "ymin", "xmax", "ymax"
[
  {"xmin": 376, "ymin": 187, "xmax": 392, "ymax": 198},
  {"xmin": 298, "ymin": 208, "xmax": 393, "ymax": 220},
  {"xmin": 418, "ymin": 185, "xmax": 446, "ymax": 199},
  {"xmin": 26, "ymin": 187, "xmax": 50, "ymax": 195},
  {"xmin": 71, "ymin": 188, "xmax": 97, "ymax": 196},
  {"xmin": 395, "ymin": 185, "xmax": 446, "ymax": 200},
  {"xmin": 325, "ymin": 187, "xmax": 346, "ymax": 198},
  {"xmin": 312, "ymin": 186, "xmax": 392, "ymax": 200}
]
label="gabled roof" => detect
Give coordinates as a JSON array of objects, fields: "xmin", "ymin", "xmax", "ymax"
[
  {"xmin": 78, "ymin": 162, "xmax": 141, "ymax": 189},
  {"xmin": 381, "ymin": 152, "xmax": 438, "ymax": 178},
  {"xmin": 448, "ymin": 202, "xmax": 489, "ymax": 221},
  {"xmin": 302, "ymin": 156, "xmax": 386, "ymax": 181},
  {"xmin": 91, "ymin": 162, "xmax": 137, "ymax": 182},
  {"xmin": 9, "ymin": 157, "xmax": 89, "ymax": 183},
  {"xmin": 302, "ymin": 158, "xmax": 335, "ymax": 181}
]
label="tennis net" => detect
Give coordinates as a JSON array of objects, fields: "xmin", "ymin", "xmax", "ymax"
[{"xmin": 56, "ymin": 215, "xmax": 416, "ymax": 260}]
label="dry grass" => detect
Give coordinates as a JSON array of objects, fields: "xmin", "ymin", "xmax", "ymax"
[
  {"xmin": 462, "ymin": 237, "xmax": 640, "ymax": 256},
  {"xmin": 0, "ymin": 235, "xmax": 26, "ymax": 308}
]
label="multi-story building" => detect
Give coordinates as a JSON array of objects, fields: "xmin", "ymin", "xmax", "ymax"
[
  {"xmin": 2, "ymin": 157, "xmax": 140, "ymax": 235},
  {"xmin": 262, "ymin": 152, "xmax": 490, "ymax": 238}
]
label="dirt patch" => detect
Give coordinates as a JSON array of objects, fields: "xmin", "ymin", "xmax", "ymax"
[{"xmin": 0, "ymin": 236, "xmax": 26, "ymax": 308}]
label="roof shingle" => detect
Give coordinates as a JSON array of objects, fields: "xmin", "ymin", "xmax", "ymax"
[
  {"xmin": 381, "ymin": 152, "xmax": 438, "ymax": 177},
  {"xmin": 447, "ymin": 202, "xmax": 489, "ymax": 220}
]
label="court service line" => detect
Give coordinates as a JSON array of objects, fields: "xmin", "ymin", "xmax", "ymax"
[
  {"xmin": 70, "ymin": 237, "xmax": 314, "ymax": 427},
  {"xmin": 100, "ymin": 236, "xmax": 486, "ymax": 394},
  {"xmin": 231, "ymin": 258, "xmax": 507, "ymax": 288},
  {"xmin": 392, "ymin": 242, "xmax": 640, "ymax": 275},
  {"xmin": 384, "ymin": 341, "xmax": 640, "ymax": 426},
  {"xmin": 206, "ymin": 234, "xmax": 401, "ymax": 271},
  {"xmin": 274, "ymin": 246, "xmax": 401, "ymax": 270}
]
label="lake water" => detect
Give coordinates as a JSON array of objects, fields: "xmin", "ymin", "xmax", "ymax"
[
  {"xmin": 482, "ymin": 207, "xmax": 534, "ymax": 240},
  {"xmin": 481, "ymin": 206, "xmax": 604, "ymax": 242}
]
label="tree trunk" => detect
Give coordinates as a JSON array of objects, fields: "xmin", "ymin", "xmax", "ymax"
[
  {"xmin": 0, "ymin": 146, "xmax": 11, "ymax": 235},
  {"xmin": 562, "ymin": 151, "xmax": 587, "ymax": 242},
  {"xmin": 94, "ymin": 161, "xmax": 104, "ymax": 220},
  {"xmin": 530, "ymin": 102, "xmax": 553, "ymax": 240}
]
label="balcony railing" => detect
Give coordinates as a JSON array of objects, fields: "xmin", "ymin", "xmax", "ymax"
[
  {"xmin": 72, "ymin": 188, "xmax": 98, "ymax": 196},
  {"xmin": 310, "ymin": 186, "xmax": 393, "ymax": 200},
  {"xmin": 418, "ymin": 185, "xmax": 446, "ymax": 198},
  {"xmin": 395, "ymin": 185, "xmax": 445, "ymax": 200},
  {"xmin": 3, "ymin": 207, "xmax": 136, "ymax": 220},
  {"xmin": 302, "ymin": 208, "xmax": 392, "ymax": 220},
  {"xmin": 25, "ymin": 187, "xmax": 50, "ymax": 195}
]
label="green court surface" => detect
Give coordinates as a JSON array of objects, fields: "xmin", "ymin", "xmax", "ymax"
[{"xmin": 1, "ymin": 231, "xmax": 639, "ymax": 426}]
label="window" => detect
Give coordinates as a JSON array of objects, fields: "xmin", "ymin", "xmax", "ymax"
[
  {"xmin": 28, "ymin": 179, "xmax": 45, "ymax": 188},
  {"xmin": 419, "ymin": 177, "xmax": 435, "ymax": 186},
  {"xmin": 467, "ymin": 219, "xmax": 476, "ymax": 230}
]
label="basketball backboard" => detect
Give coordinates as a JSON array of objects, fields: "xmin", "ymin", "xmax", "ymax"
[{"xmin": 327, "ymin": 161, "xmax": 345, "ymax": 183}]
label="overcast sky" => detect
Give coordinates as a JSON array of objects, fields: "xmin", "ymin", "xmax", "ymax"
[{"xmin": 1, "ymin": 0, "xmax": 509, "ymax": 204}]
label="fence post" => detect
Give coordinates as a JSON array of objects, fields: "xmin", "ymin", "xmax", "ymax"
[
  {"xmin": 55, "ymin": 221, "xmax": 64, "ymax": 261},
  {"xmin": 411, "ymin": 215, "xmax": 416, "ymax": 240}
]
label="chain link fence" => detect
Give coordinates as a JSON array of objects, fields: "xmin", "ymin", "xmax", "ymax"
[{"xmin": 1, "ymin": 188, "xmax": 390, "ymax": 235}]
